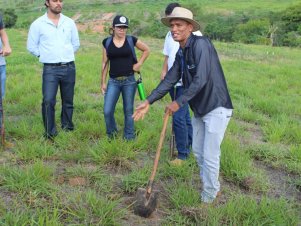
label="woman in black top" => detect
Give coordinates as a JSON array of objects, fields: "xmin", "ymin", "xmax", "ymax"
[{"xmin": 101, "ymin": 15, "xmax": 150, "ymax": 140}]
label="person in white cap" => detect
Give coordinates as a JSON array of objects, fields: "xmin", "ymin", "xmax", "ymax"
[
  {"xmin": 101, "ymin": 15, "xmax": 150, "ymax": 140},
  {"xmin": 133, "ymin": 7, "xmax": 233, "ymax": 204}
]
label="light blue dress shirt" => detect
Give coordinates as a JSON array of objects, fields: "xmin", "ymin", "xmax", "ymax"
[
  {"xmin": 27, "ymin": 13, "xmax": 80, "ymax": 63},
  {"xmin": 0, "ymin": 16, "xmax": 6, "ymax": 66}
]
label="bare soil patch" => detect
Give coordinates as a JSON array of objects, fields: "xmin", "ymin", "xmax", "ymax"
[
  {"xmin": 255, "ymin": 161, "xmax": 301, "ymax": 202},
  {"xmin": 235, "ymin": 119, "xmax": 301, "ymax": 202},
  {"xmin": 75, "ymin": 13, "xmax": 115, "ymax": 33}
]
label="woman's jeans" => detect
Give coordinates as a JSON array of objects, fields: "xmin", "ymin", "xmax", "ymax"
[
  {"xmin": 104, "ymin": 75, "xmax": 136, "ymax": 140},
  {"xmin": 192, "ymin": 107, "xmax": 232, "ymax": 203},
  {"xmin": 169, "ymin": 86, "xmax": 192, "ymax": 160},
  {"xmin": 42, "ymin": 63, "xmax": 75, "ymax": 137},
  {"xmin": 0, "ymin": 65, "xmax": 6, "ymax": 130}
]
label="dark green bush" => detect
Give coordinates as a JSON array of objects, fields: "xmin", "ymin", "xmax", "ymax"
[
  {"xmin": 204, "ymin": 13, "xmax": 249, "ymax": 42},
  {"xmin": 233, "ymin": 19, "xmax": 270, "ymax": 44},
  {"xmin": 282, "ymin": 31, "xmax": 301, "ymax": 47},
  {"xmin": 280, "ymin": 4, "xmax": 301, "ymax": 33},
  {"xmin": 203, "ymin": 3, "xmax": 301, "ymax": 47},
  {"xmin": 142, "ymin": 20, "xmax": 167, "ymax": 39},
  {"xmin": 0, "ymin": 8, "xmax": 18, "ymax": 28}
]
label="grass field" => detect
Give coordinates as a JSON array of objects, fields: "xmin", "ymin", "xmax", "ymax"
[{"xmin": 0, "ymin": 1, "xmax": 301, "ymax": 225}]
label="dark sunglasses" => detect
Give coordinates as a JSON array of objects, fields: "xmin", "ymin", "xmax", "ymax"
[{"xmin": 115, "ymin": 26, "xmax": 128, "ymax": 30}]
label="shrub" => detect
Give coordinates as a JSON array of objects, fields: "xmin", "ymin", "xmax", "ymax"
[
  {"xmin": 233, "ymin": 19, "xmax": 270, "ymax": 44},
  {"xmin": 205, "ymin": 13, "xmax": 249, "ymax": 42},
  {"xmin": 0, "ymin": 9, "xmax": 18, "ymax": 28},
  {"xmin": 282, "ymin": 31, "xmax": 301, "ymax": 47},
  {"xmin": 280, "ymin": 4, "xmax": 301, "ymax": 33}
]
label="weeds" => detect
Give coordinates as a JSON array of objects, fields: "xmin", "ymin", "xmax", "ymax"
[
  {"xmin": 0, "ymin": 161, "xmax": 54, "ymax": 195},
  {"xmin": 247, "ymin": 143, "xmax": 301, "ymax": 174},
  {"xmin": 221, "ymin": 137, "xmax": 269, "ymax": 192},
  {"xmin": 62, "ymin": 190, "xmax": 124, "ymax": 225},
  {"xmin": 166, "ymin": 180, "xmax": 200, "ymax": 209},
  {"xmin": 121, "ymin": 164, "xmax": 152, "ymax": 193},
  {"xmin": 196, "ymin": 196, "xmax": 299, "ymax": 226}
]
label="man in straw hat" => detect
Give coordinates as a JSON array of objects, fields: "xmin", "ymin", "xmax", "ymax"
[
  {"xmin": 133, "ymin": 7, "xmax": 233, "ymax": 204},
  {"xmin": 161, "ymin": 3, "xmax": 202, "ymax": 166}
]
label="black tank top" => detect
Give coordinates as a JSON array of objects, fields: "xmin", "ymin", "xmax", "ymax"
[{"xmin": 102, "ymin": 36, "xmax": 138, "ymax": 78}]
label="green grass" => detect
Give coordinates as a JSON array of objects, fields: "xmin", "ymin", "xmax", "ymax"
[
  {"xmin": 221, "ymin": 137, "xmax": 269, "ymax": 192},
  {"xmin": 0, "ymin": 1, "xmax": 301, "ymax": 223},
  {"xmin": 0, "ymin": 161, "xmax": 54, "ymax": 195},
  {"xmin": 200, "ymin": 196, "xmax": 299, "ymax": 225},
  {"xmin": 247, "ymin": 143, "xmax": 301, "ymax": 174},
  {"xmin": 163, "ymin": 196, "xmax": 299, "ymax": 226},
  {"xmin": 121, "ymin": 164, "xmax": 152, "ymax": 193},
  {"xmin": 167, "ymin": 180, "xmax": 200, "ymax": 209}
]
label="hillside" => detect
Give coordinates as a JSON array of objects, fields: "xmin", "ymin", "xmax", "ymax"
[{"xmin": 2, "ymin": 0, "xmax": 301, "ymax": 30}]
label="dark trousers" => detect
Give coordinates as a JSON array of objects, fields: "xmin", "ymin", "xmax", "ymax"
[
  {"xmin": 169, "ymin": 86, "xmax": 193, "ymax": 159},
  {"xmin": 0, "ymin": 66, "xmax": 3, "ymax": 130},
  {"xmin": 42, "ymin": 63, "xmax": 75, "ymax": 137}
]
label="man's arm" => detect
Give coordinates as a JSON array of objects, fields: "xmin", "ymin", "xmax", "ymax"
[
  {"xmin": 27, "ymin": 22, "xmax": 40, "ymax": 57},
  {"xmin": 147, "ymin": 55, "xmax": 181, "ymax": 105},
  {"xmin": 161, "ymin": 32, "xmax": 171, "ymax": 80},
  {"xmin": 160, "ymin": 55, "xmax": 168, "ymax": 80},
  {"xmin": 71, "ymin": 20, "xmax": 80, "ymax": 52},
  {"xmin": 0, "ymin": 28, "xmax": 12, "ymax": 56}
]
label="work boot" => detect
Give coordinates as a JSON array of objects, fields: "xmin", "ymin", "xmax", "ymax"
[
  {"xmin": 1, "ymin": 140, "xmax": 14, "ymax": 149},
  {"xmin": 4, "ymin": 140, "xmax": 14, "ymax": 148},
  {"xmin": 170, "ymin": 158, "xmax": 184, "ymax": 166}
]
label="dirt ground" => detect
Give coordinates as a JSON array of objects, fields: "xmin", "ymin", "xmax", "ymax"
[{"xmin": 73, "ymin": 12, "xmax": 115, "ymax": 33}]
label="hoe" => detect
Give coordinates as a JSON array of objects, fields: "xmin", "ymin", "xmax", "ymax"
[{"xmin": 134, "ymin": 111, "xmax": 170, "ymax": 217}]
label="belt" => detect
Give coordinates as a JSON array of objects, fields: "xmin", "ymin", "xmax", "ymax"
[
  {"xmin": 113, "ymin": 76, "xmax": 129, "ymax": 81},
  {"xmin": 44, "ymin": 61, "xmax": 74, "ymax": 66}
]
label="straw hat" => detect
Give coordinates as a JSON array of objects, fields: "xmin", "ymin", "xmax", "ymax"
[{"xmin": 161, "ymin": 7, "xmax": 200, "ymax": 32}]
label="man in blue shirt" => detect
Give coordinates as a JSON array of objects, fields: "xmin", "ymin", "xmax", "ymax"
[
  {"xmin": 27, "ymin": 0, "xmax": 80, "ymax": 140},
  {"xmin": 0, "ymin": 14, "xmax": 13, "ymax": 148}
]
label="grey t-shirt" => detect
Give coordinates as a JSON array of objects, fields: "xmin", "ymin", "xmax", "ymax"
[{"xmin": 0, "ymin": 16, "xmax": 6, "ymax": 66}]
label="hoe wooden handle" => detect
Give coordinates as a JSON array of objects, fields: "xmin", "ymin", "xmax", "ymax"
[{"xmin": 147, "ymin": 111, "xmax": 170, "ymax": 193}]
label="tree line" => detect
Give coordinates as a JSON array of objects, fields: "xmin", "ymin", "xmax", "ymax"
[
  {"xmin": 203, "ymin": 4, "xmax": 301, "ymax": 47},
  {"xmin": 1, "ymin": 3, "xmax": 301, "ymax": 47}
]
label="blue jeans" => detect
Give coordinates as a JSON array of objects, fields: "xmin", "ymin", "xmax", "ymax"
[
  {"xmin": 42, "ymin": 63, "xmax": 76, "ymax": 137},
  {"xmin": 104, "ymin": 75, "xmax": 136, "ymax": 140},
  {"xmin": 0, "ymin": 65, "xmax": 5, "ymax": 129},
  {"xmin": 0, "ymin": 65, "xmax": 6, "ymax": 97},
  {"xmin": 192, "ymin": 107, "xmax": 232, "ymax": 203},
  {"xmin": 169, "ymin": 86, "xmax": 193, "ymax": 160}
]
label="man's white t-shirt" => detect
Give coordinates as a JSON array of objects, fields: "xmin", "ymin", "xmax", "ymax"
[{"xmin": 162, "ymin": 30, "xmax": 202, "ymax": 86}]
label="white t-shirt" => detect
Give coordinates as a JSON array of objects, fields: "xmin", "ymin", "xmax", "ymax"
[{"xmin": 162, "ymin": 30, "xmax": 202, "ymax": 86}]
